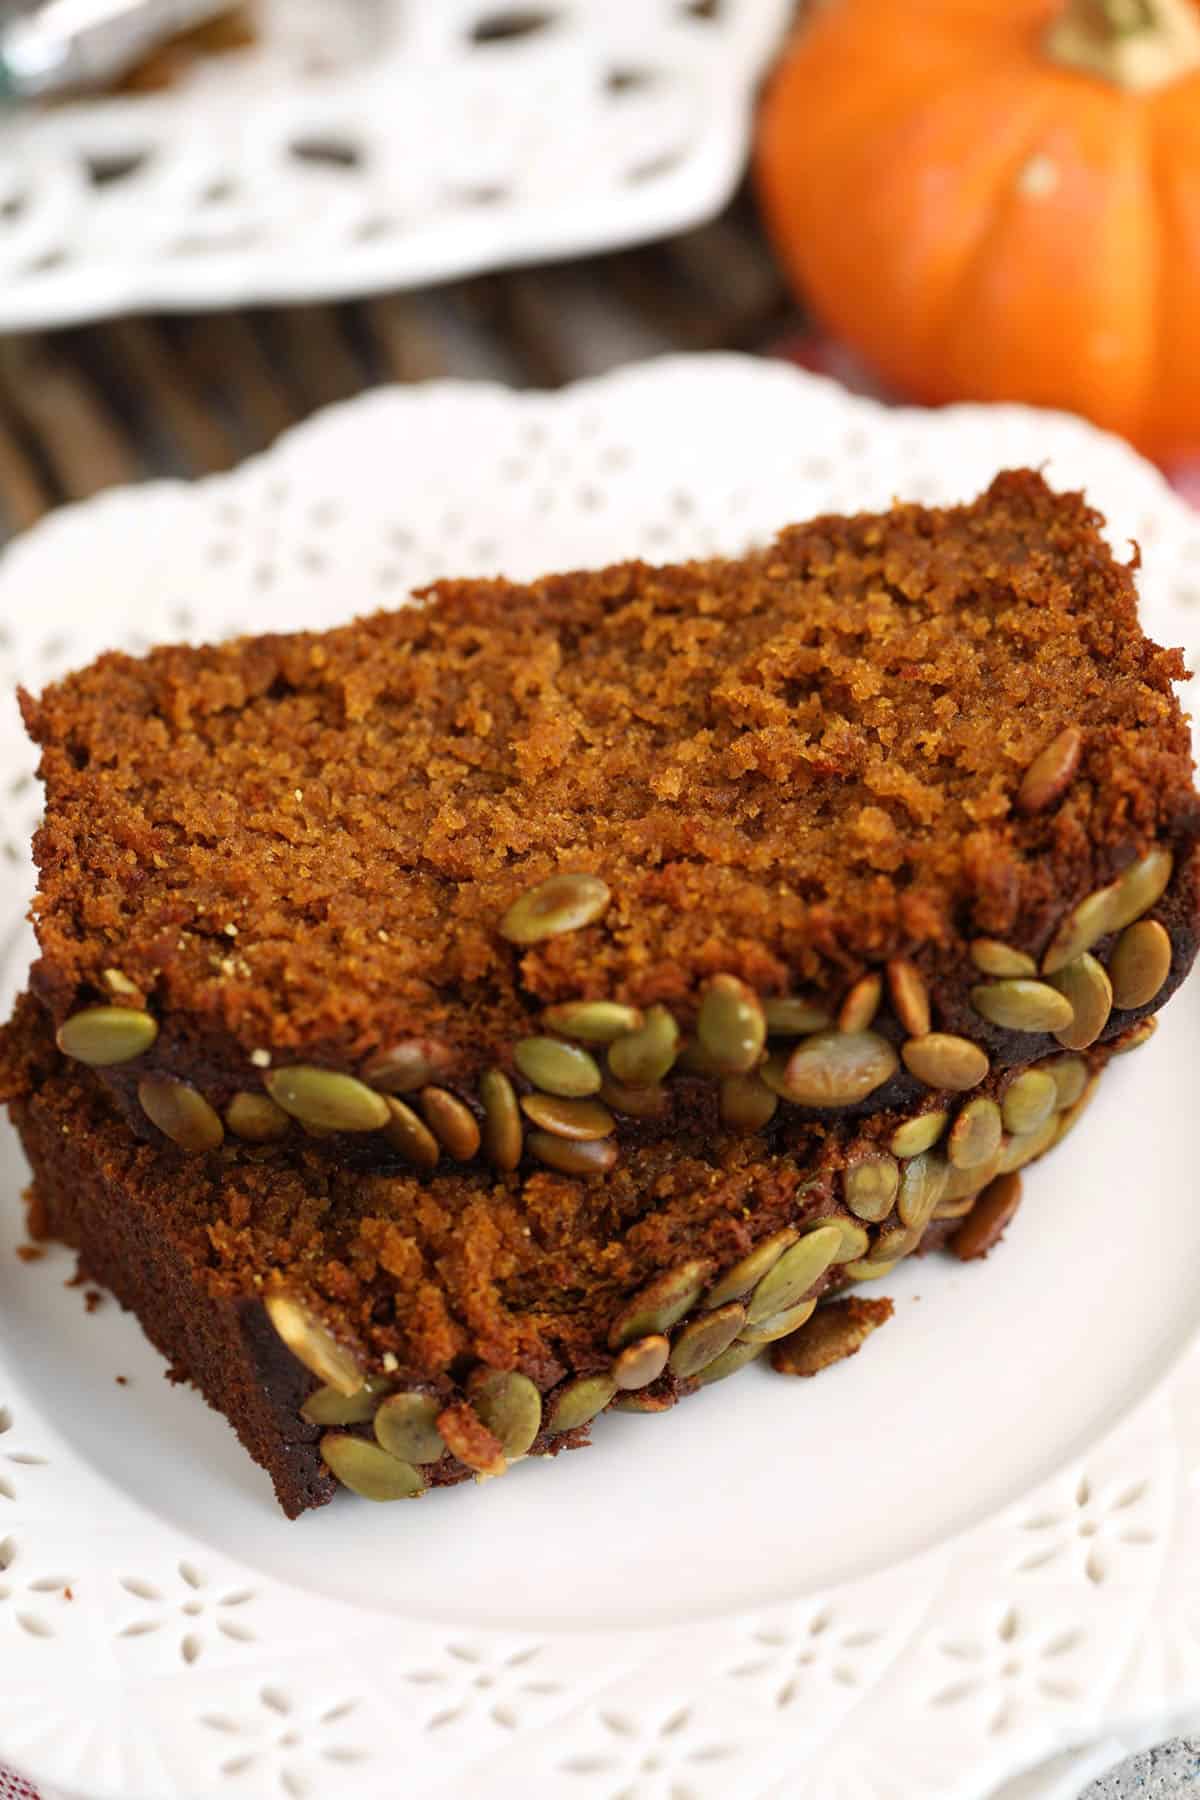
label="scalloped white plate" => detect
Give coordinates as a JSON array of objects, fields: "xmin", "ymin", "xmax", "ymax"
[
  {"xmin": 1, "ymin": 358, "xmax": 1200, "ymax": 1800},
  {"xmin": 0, "ymin": 0, "xmax": 792, "ymax": 331}
]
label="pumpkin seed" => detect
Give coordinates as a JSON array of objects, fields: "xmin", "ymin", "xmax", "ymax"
[
  {"xmin": 1017, "ymin": 725, "xmax": 1082, "ymax": 815},
  {"xmin": 527, "ymin": 1131, "xmax": 618, "ymax": 1176},
  {"xmin": 932, "ymin": 1195, "xmax": 979, "ymax": 1221},
  {"xmin": 719, "ymin": 1072, "xmax": 777, "ymax": 1132},
  {"xmin": 226, "ymin": 1091, "xmax": 290, "ymax": 1142},
  {"xmin": 873, "ymin": 1223, "xmax": 922, "ymax": 1262},
  {"xmin": 896, "ymin": 1151, "xmax": 949, "ymax": 1228},
  {"xmin": 480, "ymin": 1069, "xmax": 522, "ymax": 1171},
  {"xmin": 612, "ymin": 1391, "xmax": 675, "ymax": 1414},
  {"xmin": 697, "ymin": 974, "xmax": 766, "ymax": 1074},
  {"xmin": 138, "ymin": 1075, "xmax": 225, "ymax": 1153},
  {"xmin": 363, "ymin": 1039, "xmax": 453, "ymax": 1094},
  {"xmin": 57, "ymin": 1005, "xmax": 159, "ymax": 1067},
  {"xmin": 941, "ymin": 1147, "xmax": 1003, "ymax": 1202},
  {"xmin": 1039, "ymin": 1053, "xmax": 1088, "ymax": 1108},
  {"xmin": 1050, "ymin": 953, "xmax": 1112, "ymax": 1049},
  {"xmin": 437, "ymin": 1401, "xmax": 507, "ymax": 1476},
  {"xmin": 889, "ymin": 1111, "xmax": 949, "ymax": 1157},
  {"xmin": 1042, "ymin": 848, "xmax": 1172, "ymax": 975},
  {"xmin": 668, "ymin": 1304, "xmax": 746, "ymax": 1378},
  {"xmin": 599, "ymin": 1073, "xmax": 669, "ymax": 1119},
  {"xmin": 264, "ymin": 1294, "xmax": 363, "ymax": 1396},
  {"xmin": 383, "ymin": 1097, "xmax": 441, "ymax": 1170},
  {"xmin": 321, "ymin": 1433, "xmax": 424, "ymax": 1501},
  {"xmin": 1109, "ymin": 847, "xmax": 1174, "ymax": 933},
  {"xmin": 952, "ymin": 1172, "xmax": 1023, "ymax": 1262},
  {"xmin": 1111, "ymin": 1016, "xmax": 1158, "ymax": 1054},
  {"xmin": 842, "ymin": 1258, "xmax": 899, "ymax": 1282},
  {"xmin": 1001, "ymin": 1069, "xmax": 1058, "ymax": 1136},
  {"xmin": 469, "ymin": 1369, "xmax": 542, "ymax": 1458},
  {"xmin": 947, "ymin": 1098, "xmax": 1003, "ymax": 1171},
  {"xmin": 996, "ymin": 1111, "xmax": 1059, "ymax": 1173},
  {"xmin": 674, "ymin": 1038, "xmax": 725, "ymax": 1076},
  {"xmin": 969, "ymin": 939, "xmax": 1037, "ymax": 979},
  {"xmin": 607, "ymin": 1005, "xmax": 679, "ymax": 1086},
  {"xmin": 520, "ymin": 1093, "xmax": 615, "ymax": 1140},
  {"xmin": 887, "ymin": 959, "xmax": 931, "ymax": 1037},
  {"xmin": 419, "ymin": 1086, "xmax": 481, "ymax": 1160},
  {"xmin": 265, "ymin": 1066, "xmax": 390, "ymax": 1133},
  {"xmin": 771, "ymin": 1296, "xmax": 892, "ymax": 1376},
  {"xmin": 611, "ymin": 1335, "xmax": 670, "ymax": 1390},
  {"xmin": 745, "ymin": 1225, "xmax": 842, "ymax": 1324},
  {"xmin": 301, "ymin": 1376, "xmax": 389, "ymax": 1426},
  {"xmin": 547, "ymin": 1375, "xmax": 617, "ymax": 1433},
  {"xmin": 738, "ymin": 1298, "xmax": 818, "ymax": 1344},
  {"xmin": 609, "ymin": 1260, "xmax": 711, "ymax": 1348},
  {"xmin": 901, "ymin": 1034, "xmax": 989, "ymax": 1091},
  {"xmin": 838, "ymin": 974, "xmax": 882, "ymax": 1034},
  {"xmin": 703, "ymin": 1230, "xmax": 797, "ymax": 1309},
  {"xmin": 1109, "ymin": 919, "xmax": 1171, "ymax": 1010},
  {"xmin": 763, "ymin": 997, "xmax": 831, "ymax": 1035},
  {"xmin": 843, "ymin": 1154, "xmax": 900, "ymax": 1222},
  {"xmin": 696, "ymin": 1338, "xmax": 765, "ymax": 1384},
  {"xmin": 1054, "ymin": 1075, "xmax": 1100, "ymax": 1143},
  {"xmin": 775, "ymin": 1030, "xmax": 899, "ymax": 1108},
  {"xmin": 542, "ymin": 1000, "xmax": 643, "ymax": 1043},
  {"xmin": 970, "ymin": 979, "xmax": 1074, "ymax": 1034},
  {"xmin": 374, "ymin": 1391, "xmax": 446, "ymax": 1463},
  {"xmin": 499, "ymin": 871, "xmax": 611, "ymax": 945},
  {"xmin": 514, "ymin": 1036, "xmax": 602, "ymax": 1097},
  {"xmin": 807, "ymin": 1215, "xmax": 871, "ymax": 1262}
]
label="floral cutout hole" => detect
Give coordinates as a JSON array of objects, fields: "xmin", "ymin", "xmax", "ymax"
[
  {"xmin": 406, "ymin": 1641, "xmax": 563, "ymax": 1733},
  {"xmin": 560, "ymin": 1703, "xmax": 737, "ymax": 1794},
  {"xmin": 1017, "ymin": 1472, "xmax": 1159, "ymax": 1583},
  {"xmin": 0, "ymin": 1536, "xmax": 73, "ymax": 1640},
  {"xmin": 119, "ymin": 1561, "xmax": 257, "ymax": 1663},
  {"xmin": 201, "ymin": 1687, "xmax": 367, "ymax": 1796},
  {"xmin": 932, "ymin": 1607, "xmax": 1084, "ymax": 1736},
  {"xmin": 730, "ymin": 1606, "xmax": 884, "ymax": 1708}
]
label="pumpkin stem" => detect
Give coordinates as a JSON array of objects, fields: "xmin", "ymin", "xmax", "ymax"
[{"xmin": 1047, "ymin": 0, "xmax": 1200, "ymax": 90}]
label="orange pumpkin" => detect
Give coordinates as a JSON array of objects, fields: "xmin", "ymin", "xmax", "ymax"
[{"xmin": 755, "ymin": 0, "xmax": 1200, "ymax": 463}]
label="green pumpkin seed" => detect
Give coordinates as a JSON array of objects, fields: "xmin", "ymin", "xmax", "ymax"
[
  {"xmin": 383, "ymin": 1097, "xmax": 441, "ymax": 1170},
  {"xmin": 674, "ymin": 1038, "xmax": 725, "ymax": 1076},
  {"xmin": 1050, "ymin": 953, "xmax": 1112, "ymax": 1049},
  {"xmin": 374, "ymin": 1391, "xmax": 446, "ymax": 1463},
  {"xmin": 738, "ymin": 1298, "xmax": 818, "ymax": 1344},
  {"xmin": 1108, "ymin": 847, "xmax": 1174, "ymax": 934},
  {"xmin": 697, "ymin": 974, "xmax": 767, "ymax": 1074},
  {"xmin": 806, "ymin": 1215, "xmax": 871, "ymax": 1262},
  {"xmin": 843, "ymin": 1257, "xmax": 899, "ymax": 1282},
  {"xmin": 746, "ymin": 1226, "xmax": 841, "ymax": 1324},
  {"xmin": 1039, "ymin": 1053, "xmax": 1088, "ymax": 1108},
  {"xmin": 763, "ymin": 997, "xmax": 831, "ymax": 1035},
  {"xmin": 719, "ymin": 1072, "xmax": 778, "ymax": 1133},
  {"xmin": 970, "ymin": 980, "xmax": 1075, "ymax": 1034},
  {"xmin": 668, "ymin": 1304, "xmax": 746, "ymax": 1378},
  {"xmin": 469, "ymin": 1369, "xmax": 542, "ymax": 1458},
  {"xmin": 547, "ymin": 1375, "xmax": 617, "ymax": 1433},
  {"xmin": 901, "ymin": 1034, "xmax": 989, "ymax": 1091},
  {"xmin": 1111, "ymin": 1016, "xmax": 1158, "ymax": 1055},
  {"xmin": 514, "ymin": 1036, "xmax": 601, "ymax": 1098},
  {"xmin": 138, "ymin": 1074, "xmax": 225, "ymax": 1152},
  {"xmin": 932, "ymin": 1195, "xmax": 979, "ymax": 1221},
  {"xmin": 996, "ymin": 1111, "xmax": 1059, "ymax": 1173},
  {"xmin": 599, "ymin": 1074, "xmax": 668, "ymax": 1119},
  {"xmin": 887, "ymin": 959, "xmax": 931, "ymax": 1038},
  {"xmin": 1109, "ymin": 919, "xmax": 1171, "ymax": 1010},
  {"xmin": 1041, "ymin": 849, "xmax": 1172, "ymax": 975},
  {"xmin": 1054, "ymin": 1075, "xmax": 1100, "ymax": 1143},
  {"xmin": 612, "ymin": 1391, "xmax": 674, "ymax": 1414},
  {"xmin": 527, "ymin": 1131, "xmax": 617, "ymax": 1176},
  {"xmin": 843, "ymin": 1155, "xmax": 900, "ymax": 1222},
  {"xmin": 941, "ymin": 1147, "xmax": 1004, "ymax": 1202},
  {"xmin": 480, "ymin": 1069, "xmax": 522, "ymax": 1171},
  {"xmin": 1001, "ymin": 1070, "xmax": 1058, "ymax": 1136},
  {"xmin": 947, "ymin": 1098, "xmax": 1003, "ymax": 1171},
  {"xmin": 889, "ymin": 1111, "xmax": 949, "ymax": 1157},
  {"xmin": 774, "ymin": 1030, "xmax": 899, "ymax": 1108},
  {"xmin": 609, "ymin": 1259, "xmax": 711, "ymax": 1348},
  {"xmin": 969, "ymin": 940, "xmax": 1037, "ymax": 979},
  {"xmin": 607, "ymin": 1005, "xmax": 679, "ymax": 1086},
  {"xmin": 838, "ymin": 974, "xmax": 882, "ymax": 1034},
  {"xmin": 57, "ymin": 1005, "xmax": 159, "ymax": 1067},
  {"xmin": 873, "ymin": 1223, "xmax": 922, "ymax": 1261},
  {"xmin": 363, "ymin": 1040, "xmax": 453, "ymax": 1094},
  {"xmin": 520, "ymin": 1093, "xmax": 615, "ymax": 1139},
  {"xmin": 703, "ymin": 1230, "xmax": 797, "ymax": 1309},
  {"xmin": 321, "ymin": 1433, "xmax": 424, "ymax": 1501},
  {"xmin": 265, "ymin": 1065, "xmax": 390, "ymax": 1133},
  {"xmin": 1017, "ymin": 725, "xmax": 1083, "ymax": 815},
  {"xmin": 419, "ymin": 1086, "xmax": 481, "ymax": 1160},
  {"xmin": 499, "ymin": 871, "xmax": 611, "ymax": 945},
  {"xmin": 542, "ymin": 1000, "xmax": 643, "ymax": 1043},
  {"xmin": 226, "ymin": 1091, "xmax": 290, "ymax": 1142},
  {"xmin": 896, "ymin": 1151, "xmax": 949, "ymax": 1229},
  {"xmin": 301, "ymin": 1376, "xmax": 389, "ymax": 1427},
  {"xmin": 696, "ymin": 1338, "xmax": 765, "ymax": 1384},
  {"xmin": 264, "ymin": 1294, "xmax": 363, "ymax": 1396},
  {"xmin": 611, "ymin": 1335, "xmax": 670, "ymax": 1390}
]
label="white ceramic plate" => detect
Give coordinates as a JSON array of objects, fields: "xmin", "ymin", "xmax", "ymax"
[
  {"xmin": 1, "ymin": 358, "xmax": 1200, "ymax": 1800},
  {"xmin": 0, "ymin": 0, "xmax": 792, "ymax": 331}
]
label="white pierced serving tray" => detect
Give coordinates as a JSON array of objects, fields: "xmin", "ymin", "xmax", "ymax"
[
  {"xmin": 0, "ymin": 0, "xmax": 792, "ymax": 331},
  {"xmin": 1, "ymin": 358, "xmax": 1200, "ymax": 1800}
]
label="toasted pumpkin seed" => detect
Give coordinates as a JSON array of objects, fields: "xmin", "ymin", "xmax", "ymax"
[
  {"xmin": 520, "ymin": 1093, "xmax": 615, "ymax": 1140},
  {"xmin": 419, "ymin": 1086, "xmax": 481, "ymax": 1160},
  {"xmin": 612, "ymin": 1391, "xmax": 675, "ymax": 1413},
  {"xmin": 542, "ymin": 1000, "xmax": 643, "ymax": 1043},
  {"xmin": 746, "ymin": 1225, "xmax": 842, "ymax": 1324},
  {"xmin": 696, "ymin": 1338, "xmax": 765, "ymax": 1384},
  {"xmin": 1050, "ymin": 953, "xmax": 1112, "ymax": 1049},
  {"xmin": 609, "ymin": 1259, "xmax": 710, "ymax": 1348},
  {"xmin": 941, "ymin": 1146, "xmax": 1004, "ymax": 1202},
  {"xmin": 842, "ymin": 1258, "xmax": 899, "ymax": 1282},
  {"xmin": 226, "ymin": 1091, "xmax": 290, "ymax": 1142},
  {"xmin": 669, "ymin": 1304, "xmax": 746, "ymax": 1377},
  {"xmin": 138, "ymin": 1075, "xmax": 224, "ymax": 1153},
  {"xmin": 599, "ymin": 1073, "xmax": 669, "ymax": 1119},
  {"xmin": 719, "ymin": 1072, "xmax": 778, "ymax": 1133},
  {"xmin": 947, "ymin": 1098, "xmax": 1003, "ymax": 1171},
  {"xmin": 547, "ymin": 1375, "xmax": 617, "ymax": 1433},
  {"xmin": 1054, "ymin": 1075, "xmax": 1100, "ymax": 1143},
  {"xmin": 607, "ymin": 1005, "xmax": 679, "ymax": 1086},
  {"xmin": 889, "ymin": 1111, "xmax": 949, "ymax": 1157},
  {"xmin": 1110, "ymin": 919, "xmax": 1171, "ymax": 1010},
  {"xmin": 843, "ymin": 1154, "xmax": 900, "ymax": 1223},
  {"xmin": 1110, "ymin": 847, "xmax": 1174, "ymax": 932},
  {"xmin": 703, "ymin": 1230, "xmax": 797, "ymax": 1310},
  {"xmin": 970, "ymin": 979, "xmax": 1074, "ymax": 1034},
  {"xmin": 499, "ymin": 872, "xmax": 611, "ymax": 945},
  {"xmin": 932, "ymin": 1195, "xmax": 979, "ymax": 1221},
  {"xmin": 763, "ymin": 997, "xmax": 831, "ymax": 1035},
  {"xmin": 611, "ymin": 1335, "xmax": 670, "ymax": 1390},
  {"xmin": 996, "ymin": 1111, "xmax": 1059, "ymax": 1173},
  {"xmin": 301, "ymin": 1376, "xmax": 389, "ymax": 1427},
  {"xmin": 514, "ymin": 1036, "xmax": 601, "ymax": 1098},
  {"xmin": 771, "ymin": 1295, "xmax": 893, "ymax": 1375},
  {"xmin": 383, "ymin": 1097, "xmax": 441, "ymax": 1170},
  {"xmin": 873, "ymin": 1223, "xmax": 922, "ymax": 1261},
  {"xmin": 1042, "ymin": 849, "xmax": 1172, "ymax": 975},
  {"xmin": 738, "ymin": 1298, "xmax": 818, "ymax": 1344},
  {"xmin": 1039, "ymin": 1053, "xmax": 1088, "ymax": 1108},
  {"xmin": 1017, "ymin": 725, "xmax": 1082, "ymax": 816},
  {"xmin": 807, "ymin": 1215, "xmax": 871, "ymax": 1262},
  {"xmin": 363, "ymin": 1039, "xmax": 453, "ymax": 1095},
  {"xmin": 264, "ymin": 1294, "xmax": 363, "ymax": 1396},
  {"xmin": 674, "ymin": 1038, "xmax": 725, "ymax": 1076},
  {"xmin": 887, "ymin": 959, "xmax": 931, "ymax": 1038},
  {"xmin": 374, "ymin": 1391, "xmax": 447, "ymax": 1463},
  {"xmin": 775, "ymin": 1030, "xmax": 898, "ymax": 1108},
  {"xmin": 527, "ymin": 1131, "xmax": 617, "ymax": 1176},
  {"xmin": 969, "ymin": 939, "xmax": 1037, "ymax": 979},
  {"xmin": 838, "ymin": 974, "xmax": 882, "ymax": 1034},
  {"xmin": 697, "ymin": 974, "xmax": 767, "ymax": 1074},
  {"xmin": 321, "ymin": 1433, "xmax": 424, "ymax": 1501},
  {"xmin": 896, "ymin": 1151, "xmax": 949, "ymax": 1229},
  {"xmin": 469, "ymin": 1369, "xmax": 542, "ymax": 1458},
  {"xmin": 265, "ymin": 1066, "xmax": 390, "ymax": 1133},
  {"xmin": 1111, "ymin": 1015, "xmax": 1158, "ymax": 1054},
  {"xmin": 1001, "ymin": 1070, "xmax": 1058, "ymax": 1136},
  {"xmin": 901, "ymin": 1034, "xmax": 989, "ymax": 1091},
  {"xmin": 57, "ymin": 1005, "xmax": 158, "ymax": 1067},
  {"xmin": 480, "ymin": 1069, "xmax": 522, "ymax": 1171},
  {"xmin": 952, "ymin": 1172, "xmax": 1023, "ymax": 1261}
]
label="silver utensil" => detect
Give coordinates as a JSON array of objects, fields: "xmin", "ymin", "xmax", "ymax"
[{"xmin": 0, "ymin": 0, "xmax": 236, "ymax": 100}]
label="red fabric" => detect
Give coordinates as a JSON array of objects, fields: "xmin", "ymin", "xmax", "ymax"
[{"xmin": 0, "ymin": 1768, "xmax": 38, "ymax": 1799}]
